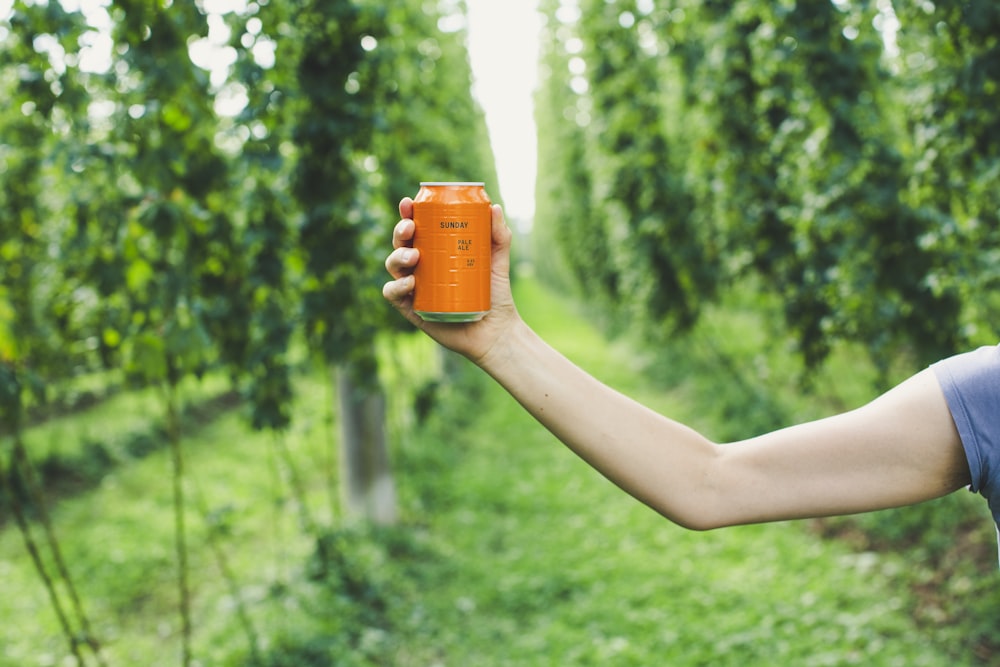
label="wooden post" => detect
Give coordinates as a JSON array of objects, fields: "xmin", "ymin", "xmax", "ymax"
[{"xmin": 336, "ymin": 364, "xmax": 397, "ymax": 525}]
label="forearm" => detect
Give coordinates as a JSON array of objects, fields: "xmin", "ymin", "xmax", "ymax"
[{"xmin": 477, "ymin": 319, "xmax": 724, "ymax": 529}]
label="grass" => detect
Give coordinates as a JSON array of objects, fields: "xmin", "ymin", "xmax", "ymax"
[
  {"xmin": 0, "ymin": 368, "xmax": 343, "ymax": 666},
  {"xmin": 374, "ymin": 276, "xmax": 985, "ymax": 666},
  {"xmin": 0, "ymin": 274, "xmax": 995, "ymax": 665}
]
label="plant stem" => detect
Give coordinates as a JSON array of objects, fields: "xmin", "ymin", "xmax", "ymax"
[
  {"xmin": 190, "ymin": 476, "xmax": 262, "ymax": 665},
  {"xmin": 1, "ymin": 448, "xmax": 87, "ymax": 667},
  {"xmin": 322, "ymin": 359, "xmax": 340, "ymax": 524},
  {"xmin": 273, "ymin": 432, "xmax": 318, "ymax": 536},
  {"xmin": 166, "ymin": 381, "xmax": 192, "ymax": 667},
  {"xmin": 10, "ymin": 433, "xmax": 107, "ymax": 666}
]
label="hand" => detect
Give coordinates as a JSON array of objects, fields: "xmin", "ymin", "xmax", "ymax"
[{"xmin": 383, "ymin": 197, "xmax": 520, "ymax": 365}]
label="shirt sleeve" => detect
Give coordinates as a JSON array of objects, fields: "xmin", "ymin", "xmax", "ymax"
[{"xmin": 931, "ymin": 344, "xmax": 1000, "ymax": 522}]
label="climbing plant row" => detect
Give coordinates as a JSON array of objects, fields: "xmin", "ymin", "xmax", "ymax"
[
  {"xmin": 0, "ymin": 1, "xmax": 496, "ymax": 664},
  {"xmin": 536, "ymin": 0, "xmax": 1000, "ymax": 377}
]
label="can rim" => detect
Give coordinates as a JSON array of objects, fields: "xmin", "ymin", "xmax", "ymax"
[{"xmin": 419, "ymin": 181, "xmax": 486, "ymax": 186}]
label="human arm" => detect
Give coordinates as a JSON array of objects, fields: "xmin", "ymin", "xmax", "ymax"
[
  {"xmin": 476, "ymin": 320, "xmax": 970, "ymax": 529},
  {"xmin": 383, "ymin": 201, "xmax": 972, "ymax": 529}
]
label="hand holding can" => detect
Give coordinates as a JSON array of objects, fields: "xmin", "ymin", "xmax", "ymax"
[{"xmin": 411, "ymin": 182, "xmax": 492, "ymax": 322}]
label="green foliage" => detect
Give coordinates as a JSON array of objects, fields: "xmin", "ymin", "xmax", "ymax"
[
  {"xmin": 227, "ymin": 2, "xmax": 296, "ymax": 431},
  {"xmin": 6, "ymin": 1, "xmax": 999, "ymax": 664},
  {"xmin": 1, "ymin": 1, "xmax": 501, "ymax": 662},
  {"xmin": 578, "ymin": 0, "xmax": 717, "ymax": 333},
  {"xmin": 370, "ymin": 1, "xmax": 500, "ymax": 200},
  {"xmin": 535, "ymin": 0, "xmax": 999, "ymax": 375},
  {"xmin": 0, "ymin": 2, "xmax": 87, "ymax": 380},
  {"xmin": 107, "ymin": 0, "xmax": 243, "ymax": 391},
  {"xmin": 241, "ymin": 229, "xmax": 295, "ymax": 431},
  {"xmin": 289, "ymin": 0, "xmax": 380, "ymax": 367},
  {"xmin": 0, "ymin": 0, "xmax": 500, "ymax": 415},
  {"xmin": 534, "ymin": 0, "xmax": 614, "ymax": 307},
  {"xmin": 381, "ymin": 278, "xmax": 996, "ymax": 666},
  {"xmin": 894, "ymin": 0, "xmax": 1000, "ymax": 346},
  {"xmin": 2, "ymin": 277, "xmax": 998, "ymax": 665}
]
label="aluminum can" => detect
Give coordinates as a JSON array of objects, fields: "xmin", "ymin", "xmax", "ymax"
[{"xmin": 412, "ymin": 182, "xmax": 492, "ymax": 322}]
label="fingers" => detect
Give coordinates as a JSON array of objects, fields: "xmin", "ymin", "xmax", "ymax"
[
  {"xmin": 382, "ymin": 244, "xmax": 416, "ymax": 317},
  {"xmin": 384, "ymin": 245, "xmax": 419, "ymax": 279},
  {"xmin": 382, "ymin": 272, "xmax": 415, "ymax": 306},
  {"xmin": 384, "ymin": 200, "xmax": 419, "ymax": 314},
  {"xmin": 392, "ymin": 216, "xmax": 415, "ymax": 250},
  {"xmin": 398, "ymin": 197, "xmax": 414, "ymax": 224}
]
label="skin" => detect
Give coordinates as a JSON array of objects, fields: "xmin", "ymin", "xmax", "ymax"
[{"xmin": 383, "ymin": 198, "xmax": 972, "ymax": 531}]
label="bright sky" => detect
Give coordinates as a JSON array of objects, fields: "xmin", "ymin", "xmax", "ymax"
[{"xmin": 465, "ymin": 0, "xmax": 542, "ymax": 225}]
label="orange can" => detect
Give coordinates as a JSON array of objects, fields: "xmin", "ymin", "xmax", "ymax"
[{"xmin": 412, "ymin": 182, "xmax": 492, "ymax": 322}]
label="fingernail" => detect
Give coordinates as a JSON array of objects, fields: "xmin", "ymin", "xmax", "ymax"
[{"xmin": 401, "ymin": 249, "xmax": 414, "ymax": 262}]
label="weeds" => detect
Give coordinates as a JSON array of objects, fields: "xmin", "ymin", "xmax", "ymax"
[{"xmin": 0, "ymin": 278, "xmax": 994, "ymax": 666}]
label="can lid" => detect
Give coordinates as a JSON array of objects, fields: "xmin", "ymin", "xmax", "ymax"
[{"xmin": 419, "ymin": 181, "xmax": 486, "ymax": 186}]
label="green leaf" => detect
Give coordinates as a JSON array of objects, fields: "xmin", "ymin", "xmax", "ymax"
[
  {"xmin": 102, "ymin": 327, "xmax": 122, "ymax": 349},
  {"xmin": 125, "ymin": 258, "xmax": 154, "ymax": 293},
  {"xmin": 124, "ymin": 332, "xmax": 167, "ymax": 382},
  {"xmin": 163, "ymin": 312, "xmax": 213, "ymax": 375},
  {"xmin": 0, "ymin": 292, "xmax": 17, "ymax": 363}
]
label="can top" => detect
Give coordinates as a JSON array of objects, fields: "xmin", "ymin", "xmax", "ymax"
[{"xmin": 419, "ymin": 181, "xmax": 485, "ymax": 186}]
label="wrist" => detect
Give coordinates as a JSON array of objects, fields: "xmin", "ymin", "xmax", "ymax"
[{"xmin": 475, "ymin": 316, "xmax": 533, "ymax": 378}]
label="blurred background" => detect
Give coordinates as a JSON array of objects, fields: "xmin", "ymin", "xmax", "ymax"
[{"xmin": 1, "ymin": 1, "xmax": 999, "ymax": 665}]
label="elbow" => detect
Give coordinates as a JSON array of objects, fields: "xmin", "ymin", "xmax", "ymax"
[
  {"xmin": 664, "ymin": 509, "xmax": 730, "ymax": 533},
  {"xmin": 650, "ymin": 446, "xmax": 735, "ymax": 532}
]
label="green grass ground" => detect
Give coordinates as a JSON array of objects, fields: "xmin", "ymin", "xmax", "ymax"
[
  {"xmin": 381, "ymin": 277, "xmax": 979, "ymax": 666},
  {"xmin": 0, "ymin": 275, "xmax": 991, "ymax": 665}
]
